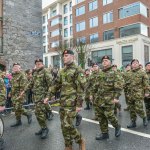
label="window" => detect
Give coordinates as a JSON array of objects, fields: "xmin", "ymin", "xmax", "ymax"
[
  {"xmin": 120, "ymin": 23, "xmax": 148, "ymax": 37},
  {"xmin": 90, "ymin": 17, "xmax": 98, "ymax": 28},
  {"xmin": 76, "ymin": 6, "xmax": 85, "ymax": 16},
  {"xmin": 42, "ymin": 16, "xmax": 46, "ymax": 24},
  {"xmin": 51, "ymin": 41, "xmax": 59, "ymax": 48},
  {"xmin": 103, "ymin": 11, "xmax": 113, "ymax": 24},
  {"xmin": 64, "ymin": 28, "xmax": 68, "ymax": 37},
  {"xmin": 90, "ymin": 33, "xmax": 99, "ymax": 43},
  {"xmin": 64, "ymin": 4, "xmax": 68, "ymax": 14},
  {"xmin": 43, "ymin": 36, "xmax": 46, "ymax": 44},
  {"xmin": 92, "ymin": 48, "xmax": 112, "ymax": 64},
  {"xmin": 89, "ymin": 0, "xmax": 98, "ymax": 11},
  {"xmin": 42, "ymin": 26, "xmax": 46, "ymax": 33},
  {"xmin": 70, "ymin": 26, "xmax": 73, "ymax": 36},
  {"xmin": 53, "ymin": 55, "xmax": 60, "ymax": 68},
  {"xmin": 44, "ymin": 57, "xmax": 48, "ymax": 68},
  {"xmin": 77, "ymin": 37, "xmax": 86, "ymax": 45},
  {"xmin": 70, "ymin": 14, "xmax": 72, "ymax": 24},
  {"xmin": 119, "ymin": 2, "xmax": 147, "ymax": 19},
  {"xmin": 51, "ymin": 29, "xmax": 60, "ymax": 37},
  {"xmin": 76, "ymin": 21, "xmax": 86, "ymax": 32},
  {"xmin": 144, "ymin": 45, "xmax": 149, "ymax": 65},
  {"xmin": 70, "ymin": 39, "xmax": 73, "ymax": 47},
  {"xmin": 122, "ymin": 45, "xmax": 133, "ymax": 66},
  {"xmin": 50, "ymin": 9, "xmax": 57, "ymax": 17},
  {"xmin": 103, "ymin": 29, "xmax": 114, "ymax": 41},
  {"xmin": 43, "ymin": 46, "xmax": 46, "ymax": 53},
  {"xmin": 103, "ymin": 0, "xmax": 113, "ymax": 6},
  {"xmin": 51, "ymin": 18, "xmax": 61, "ymax": 26},
  {"xmin": 76, "ymin": 0, "xmax": 84, "ymax": 4},
  {"xmin": 70, "ymin": 2, "xmax": 72, "ymax": 11},
  {"xmin": 64, "ymin": 16, "xmax": 68, "ymax": 25}
]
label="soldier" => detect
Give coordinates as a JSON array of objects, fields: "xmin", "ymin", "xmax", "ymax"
[
  {"xmin": 127, "ymin": 59, "xmax": 149, "ymax": 128},
  {"xmin": 44, "ymin": 50, "xmax": 86, "ymax": 150},
  {"xmin": 23, "ymin": 59, "xmax": 53, "ymax": 139},
  {"xmin": 144, "ymin": 62, "xmax": 150, "ymax": 121},
  {"xmin": 0, "ymin": 71, "xmax": 6, "ymax": 150},
  {"xmin": 84, "ymin": 69, "xmax": 91, "ymax": 110},
  {"xmin": 93, "ymin": 56, "xmax": 123, "ymax": 140},
  {"xmin": 10, "ymin": 63, "xmax": 32, "ymax": 127},
  {"xmin": 122, "ymin": 64, "xmax": 131, "ymax": 111}
]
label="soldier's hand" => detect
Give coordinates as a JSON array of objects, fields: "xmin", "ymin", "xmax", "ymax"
[
  {"xmin": 43, "ymin": 98, "xmax": 49, "ymax": 104},
  {"xmin": 76, "ymin": 107, "xmax": 82, "ymax": 112},
  {"xmin": 20, "ymin": 91, "xmax": 25, "ymax": 97},
  {"xmin": 0, "ymin": 106, "xmax": 5, "ymax": 112},
  {"xmin": 112, "ymin": 99, "xmax": 119, "ymax": 104},
  {"xmin": 145, "ymin": 93, "xmax": 149, "ymax": 97}
]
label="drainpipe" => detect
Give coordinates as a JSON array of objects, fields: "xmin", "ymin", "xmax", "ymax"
[{"xmin": 0, "ymin": 0, "xmax": 3, "ymax": 53}]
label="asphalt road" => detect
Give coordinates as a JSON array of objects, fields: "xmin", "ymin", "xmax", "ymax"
[{"xmin": 2, "ymin": 95, "xmax": 150, "ymax": 150}]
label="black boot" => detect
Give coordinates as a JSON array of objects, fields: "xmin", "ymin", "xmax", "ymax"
[
  {"xmin": 76, "ymin": 114, "xmax": 82, "ymax": 126},
  {"xmin": 143, "ymin": 117, "xmax": 148, "ymax": 127},
  {"xmin": 35, "ymin": 129, "xmax": 42, "ymax": 136},
  {"xmin": 84, "ymin": 102, "xmax": 90, "ymax": 110},
  {"xmin": 95, "ymin": 133, "xmax": 109, "ymax": 140},
  {"xmin": 127, "ymin": 121, "xmax": 136, "ymax": 128},
  {"xmin": 41, "ymin": 128, "xmax": 49, "ymax": 139},
  {"xmin": 115, "ymin": 125, "xmax": 121, "ymax": 137},
  {"xmin": 46, "ymin": 111, "xmax": 54, "ymax": 121},
  {"xmin": 10, "ymin": 120, "xmax": 22, "ymax": 127},
  {"xmin": 27, "ymin": 113, "xmax": 32, "ymax": 124}
]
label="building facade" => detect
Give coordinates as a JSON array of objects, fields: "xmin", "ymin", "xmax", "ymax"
[
  {"xmin": 0, "ymin": 0, "xmax": 42, "ymax": 71},
  {"xmin": 43, "ymin": 0, "xmax": 150, "ymax": 68}
]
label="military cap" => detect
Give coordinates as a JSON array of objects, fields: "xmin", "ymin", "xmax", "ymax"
[
  {"xmin": 145, "ymin": 62, "xmax": 150, "ymax": 66},
  {"xmin": 35, "ymin": 59, "xmax": 43, "ymax": 64},
  {"xmin": 112, "ymin": 64, "xmax": 117, "ymax": 67},
  {"xmin": 101, "ymin": 55, "xmax": 110, "ymax": 61},
  {"xmin": 62, "ymin": 49, "xmax": 74, "ymax": 56},
  {"xmin": 13, "ymin": 63, "xmax": 20, "ymax": 66},
  {"xmin": 131, "ymin": 59, "xmax": 139, "ymax": 65},
  {"xmin": 92, "ymin": 63, "xmax": 98, "ymax": 67}
]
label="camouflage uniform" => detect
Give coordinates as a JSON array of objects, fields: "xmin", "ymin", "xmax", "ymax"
[
  {"xmin": 11, "ymin": 71, "xmax": 30, "ymax": 122},
  {"xmin": 93, "ymin": 66, "xmax": 123, "ymax": 135},
  {"xmin": 27, "ymin": 67, "xmax": 53, "ymax": 129},
  {"xmin": 48, "ymin": 63, "xmax": 86, "ymax": 147},
  {"xmin": 127, "ymin": 68, "xmax": 149, "ymax": 124},
  {"xmin": 0, "ymin": 76, "xmax": 6, "ymax": 106}
]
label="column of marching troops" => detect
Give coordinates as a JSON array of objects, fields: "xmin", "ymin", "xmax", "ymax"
[{"xmin": 0, "ymin": 49, "xmax": 150, "ymax": 150}]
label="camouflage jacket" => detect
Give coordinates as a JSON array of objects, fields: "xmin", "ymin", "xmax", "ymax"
[
  {"xmin": 26, "ymin": 67, "xmax": 53, "ymax": 102},
  {"xmin": 93, "ymin": 66, "xmax": 124, "ymax": 106},
  {"xmin": 0, "ymin": 77, "xmax": 6, "ymax": 106},
  {"xmin": 47, "ymin": 63, "xmax": 86, "ymax": 108},
  {"xmin": 127, "ymin": 68, "xmax": 149, "ymax": 95},
  {"xmin": 122, "ymin": 70, "xmax": 131, "ymax": 93},
  {"xmin": 11, "ymin": 71, "xmax": 27, "ymax": 96}
]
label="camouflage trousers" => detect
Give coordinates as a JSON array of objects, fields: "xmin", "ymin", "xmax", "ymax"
[
  {"xmin": 128, "ymin": 99, "xmax": 146, "ymax": 121},
  {"xmin": 144, "ymin": 97, "xmax": 150, "ymax": 119},
  {"xmin": 12, "ymin": 96, "xmax": 29, "ymax": 120},
  {"xmin": 97, "ymin": 105, "xmax": 119, "ymax": 133},
  {"xmin": 35, "ymin": 102, "xmax": 48, "ymax": 128},
  {"xmin": 59, "ymin": 107, "xmax": 82, "ymax": 147}
]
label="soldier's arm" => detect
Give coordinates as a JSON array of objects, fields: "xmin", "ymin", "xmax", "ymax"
[
  {"xmin": 0, "ymin": 79, "xmax": 6, "ymax": 106},
  {"xmin": 114, "ymin": 72, "xmax": 124, "ymax": 99},
  {"xmin": 142, "ymin": 73, "xmax": 150, "ymax": 94},
  {"xmin": 74, "ymin": 69, "xmax": 86, "ymax": 107}
]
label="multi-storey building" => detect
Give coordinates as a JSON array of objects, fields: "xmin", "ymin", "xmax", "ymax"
[{"xmin": 43, "ymin": 0, "xmax": 150, "ymax": 68}]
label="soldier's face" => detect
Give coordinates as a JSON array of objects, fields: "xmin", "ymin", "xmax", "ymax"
[
  {"xmin": 35, "ymin": 62, "xmax": 43, "ymax": 69},
  {"xmin": 131, "ymin": 61, "xmax": 139, "ymax": 69},
  {"xmin": 146, "ymin": 64, "xmax": 150, "ymax": 71},
  {"xmin": 12, "ymin": 65, "xmax": 21, "ymax": 73},
  {"xmin": 126, "ymin": 66, "xmax": 131, "ymax": 71},
  {"xmin": 92, "ymin": 65, "xmax": 99, "ymax": 71},
  {"xmin": 63, "ymin": 54, "xmax": 74, "ymax": 65},
  {"xmin": 102, "ymin": 59, "xmax": 111, "ymax": 68}
]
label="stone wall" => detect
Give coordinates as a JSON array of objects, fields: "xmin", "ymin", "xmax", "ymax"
[{"xmin": 0, "ymin": 0, "xmax": 42, "ymax": 70}]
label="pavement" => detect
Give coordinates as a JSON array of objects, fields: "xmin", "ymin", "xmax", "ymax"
[{"xmin": 2, "ymin": 95, "xmax": 150, "ymax": 150}]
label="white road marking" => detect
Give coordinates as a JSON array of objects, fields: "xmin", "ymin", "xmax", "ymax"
[{"xmin": 52, "ymin": 110, "xmax": 150, "ymax": 139}]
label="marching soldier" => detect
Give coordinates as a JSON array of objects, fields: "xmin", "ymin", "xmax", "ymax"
[
  {"xmin": 23, "ymin": 59, "xmax": 53, "ymax": 139},
  {"xmin": 10, "ymin": 63, "xmax": 32, "ymax": 127},
  {"xmin": 127, "ymin": 59, "xmax": 149, "ymax": 128},
  {"xmin": 93, "ymin": 56, "xmax": 123, "ymax": 140},
  {"xmin": 44, "ymin": 50, "xmax": 86, "ymax": 150},
  {"xmin": 144, "ymin": 62, "xmax": 150, "ymax": 121}
]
